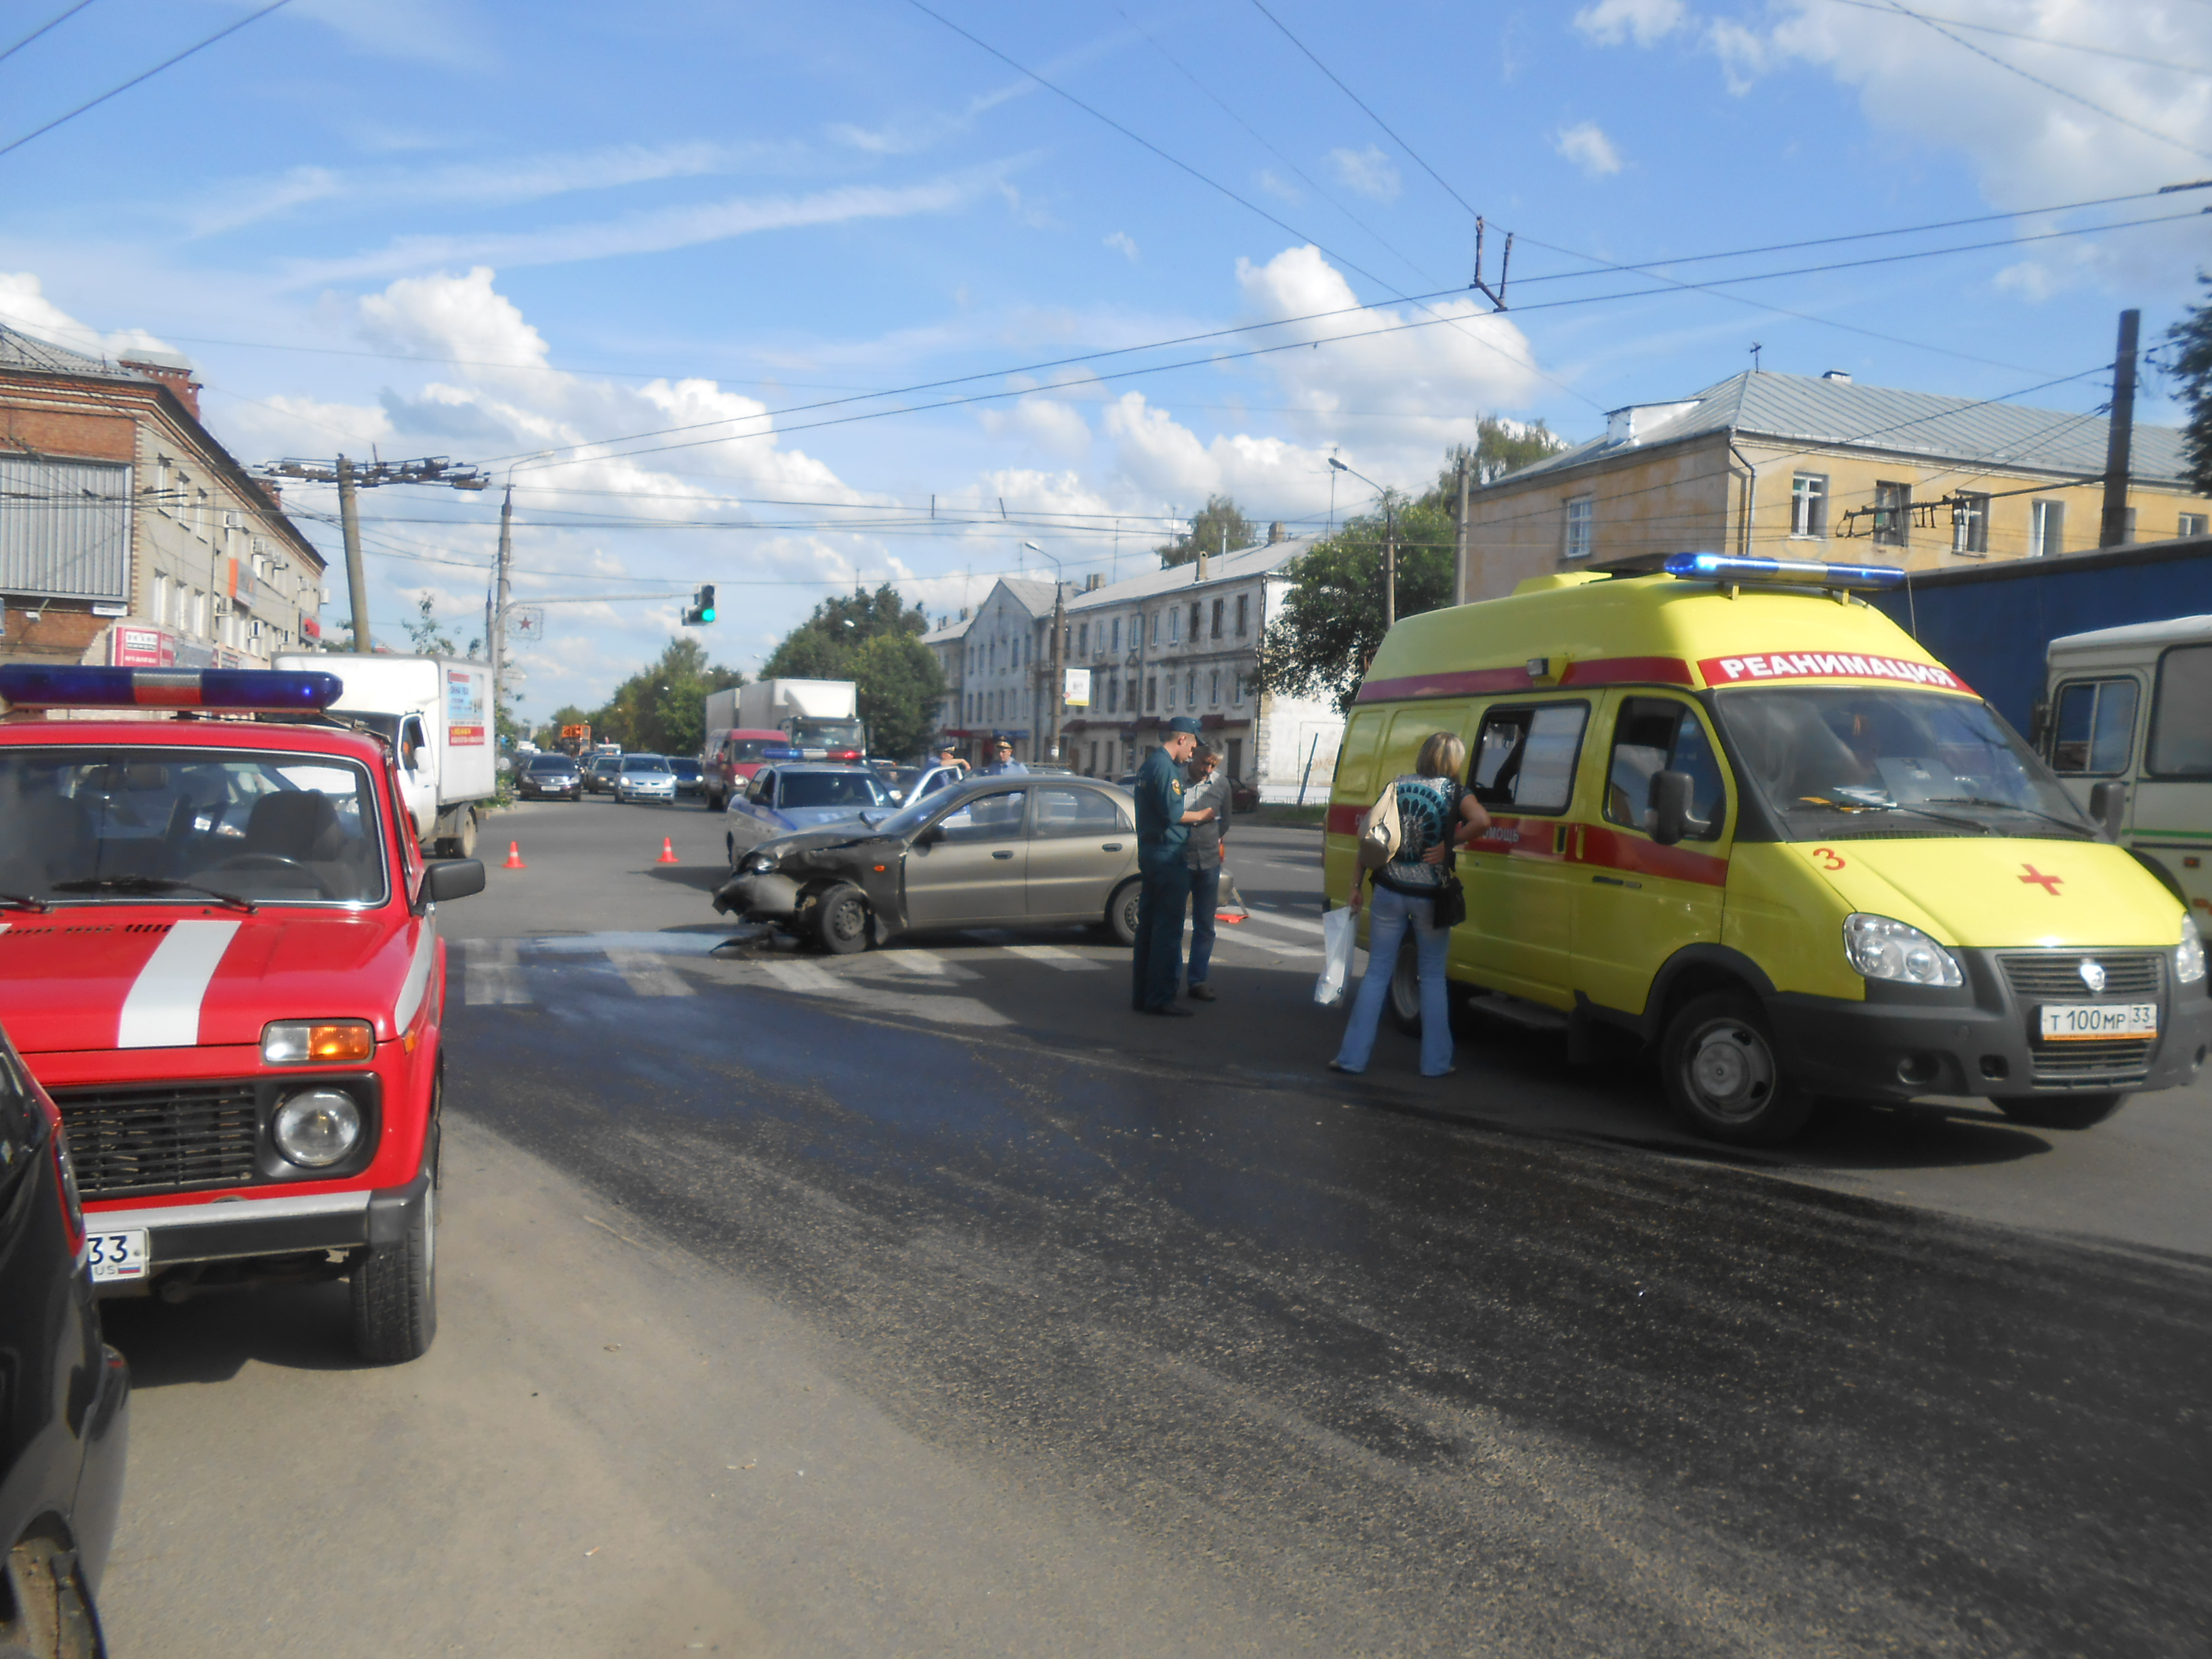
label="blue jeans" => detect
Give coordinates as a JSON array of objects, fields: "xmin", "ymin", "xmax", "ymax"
[
  {"xmin": 1186, "ymin": 863, "xmax": 1220, "ymax": 984},
  {"xmin": 1332, "ymin": 883, "xmax": 1454, "ymax": 1076}
]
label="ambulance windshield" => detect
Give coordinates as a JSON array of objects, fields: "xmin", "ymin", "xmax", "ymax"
[
  {"xmin": 1713, "ymin": 688, "xmax": 2095, "ymax": 841},
  {"xmin": 0, "ymin": 747, "xmax": 390, "ymax": 907}
]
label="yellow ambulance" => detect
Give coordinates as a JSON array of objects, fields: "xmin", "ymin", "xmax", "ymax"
[{"xmin": 1326, "ymin": 554, "xmax": 2211, "ymax": 1144}]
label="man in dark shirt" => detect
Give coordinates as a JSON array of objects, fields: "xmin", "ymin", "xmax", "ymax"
[{"xmin": 1130, "ymin": 716, "xmax": 1215, "ymax": 1017}]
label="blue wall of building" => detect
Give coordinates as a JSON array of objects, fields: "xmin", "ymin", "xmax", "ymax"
[{"xmin": 1868, "ymin": 545, "xmax": 2212, "ymax": 731}]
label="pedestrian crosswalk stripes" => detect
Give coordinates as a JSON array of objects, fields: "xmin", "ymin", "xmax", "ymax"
[
  {"xmin": 462, "ymin": 939, "xmax": 529, "ymax": 1005},
  {"xmin": 605, "ymin": 947, "xmax": 695, "ymax": 998},
  {"xmin": 1004, "ymin": 945, "xmax": 1108, "ymax": 971}
]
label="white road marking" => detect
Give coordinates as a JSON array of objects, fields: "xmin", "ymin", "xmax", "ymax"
[
  {"xmin": 117, "ymin": 920, "xmax": 240, "ymax": 1048},
  {"xmin": 605, "ymin": 947, "xmax": 695, "ymax": 998},
  {"xmin": 464, "ymin": 939, "xmax": 531, "ymax": 1006},
  {"xmin": 1004, "ymin": 945, "xmax": 1107, "ymax": 972},
  {"xmin": 753, "ymin": 958, "xmax": 1010, "ymax": 1026},
  {"xmin": 874, "ymin": 949, "xmax": 975, "ymax": 980},
  {"xmin": 759, "ymin": 960, "xmax": 845, "ymax": 996}
]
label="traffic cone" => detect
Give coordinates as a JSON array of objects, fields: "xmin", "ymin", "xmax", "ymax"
[
  {"xmin": 656, "ymin": 837, "xmax": 679, "ymax": 865},
  {"xmin": 502, "ymin": 841, "xmax": 526, "ymax": 870}
]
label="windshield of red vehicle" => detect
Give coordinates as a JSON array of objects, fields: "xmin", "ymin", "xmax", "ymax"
[
  {"xmin": 777, "ymin": 772, "xmax": 888, "ymax": 808},
  {"xmin": 0, "ymin": 747, "xmax": 390, "ymax": 905},
  {"xmin": 1713, "ymin": 687, "xmax": 2093, "ymax": 842}
]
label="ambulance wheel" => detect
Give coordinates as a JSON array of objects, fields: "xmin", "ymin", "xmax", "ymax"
[
  {"xmin": 1992, "ymin": 1092, "xmax": 2128, "ymax": 1130},
  {"xmin": 1387, "ymin": 935, "xmax": 1421, "ymax": 1034},
  {"xmin": 352, "ymin": 1122, "xmax": 438, "ymax": 1364},
  {"xmin": 1105, "ymin": 879, "xmax": 1141, "ymax": 947},
  {"xmin": 813, "ymin": 883, "xmax": 871, "ymax": 955},
  {"xmin": 1660, "ymin": 991, "xmax": 1815, "ymax": 1145}
]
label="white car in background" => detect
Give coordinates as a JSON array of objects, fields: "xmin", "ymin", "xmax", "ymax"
[{"xmin": 614, "ymin": 753, "xmax": 678, "ymax": 804}]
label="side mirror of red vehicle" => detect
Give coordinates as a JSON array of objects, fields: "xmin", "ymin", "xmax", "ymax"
[{"xmin": 422, "ymin": 860, "xmax": 486, "ymax": 905}]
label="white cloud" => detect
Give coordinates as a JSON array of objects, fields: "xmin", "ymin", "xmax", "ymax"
[
  {"xmin": 1555, "ymin": 121, "xmax": 1624, "ymax": 178},
  {"xmin": 0, "ymin": 272, "xmax": 178, "ymax": 362},
  {"xmin": 1573, "ymin": 0, "xmax": 1687, "ymax": 47},
  {"xmin": 1328, "ymin": 145, "xmax": 1401, "ymax": 202},
  {"xmin": 1257, "ymin": 169, "xmax": 1302, "ymax": 205},
  {"xmin": 1104, "ymin": 230, "xmax": 1140, "ymax": 262}
]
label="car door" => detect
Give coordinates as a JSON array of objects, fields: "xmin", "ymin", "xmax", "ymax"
[
  {"xmin": 1457, "ymin": 698, "xmax": 1593, "ymax": 1004},
  {"xmin": 1570, "ymin": 692, "xmax": 1733, "ymax": 1017},
  {"xmin": 903, "ymin": 787, "xmax": 1029, "ymax": 927},
  {"xmin": 1025, "ymin": 784, "xmax": 1133, "ymax": 918}
]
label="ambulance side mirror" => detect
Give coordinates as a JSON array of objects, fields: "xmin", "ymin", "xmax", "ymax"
[
  {"xmin": 1650, "ymin": 770, "xmax": 1695, "ymax": 847},
  {"xmin": 2089, "ymin": 780, "xmax": 2127, "ymax": 842}
]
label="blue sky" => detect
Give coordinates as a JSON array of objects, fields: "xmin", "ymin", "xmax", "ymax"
[{"xmin": 4, "ymin": 0, "xmax": 2209, "ymax": 722}]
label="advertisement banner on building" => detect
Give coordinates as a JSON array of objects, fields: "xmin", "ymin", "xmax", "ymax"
[
  {"xmin": 447, "ymin": 666, "xmax": 487, "ymax": 745},
  {"xmin": 1061, "ymin": 667, "xmax": 1092, "ymax": 708},
  {"xmin": 108, "ymin": 625, "xmax": 176, "ymax": 668}
]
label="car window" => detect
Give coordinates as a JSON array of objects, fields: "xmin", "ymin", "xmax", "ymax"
[
  {"xmin": 1603, "ymin": 698, "xmax": 1726, "ymax": 841},
  {"xmin": 527, "ymin": 756, "xmax": 571, "ymax": 773},
  {"xmin": 2148, "ymin": 646, "xmax": 2212, "ymax": 777},
  {"xmin": 670, "ymin": 759, "xmax": 701, "ymax": 778},
  {"xmin": 2051, "ymin": 678, "xmax": 2139, "ymax": 775},
  {"xmin": 777, "ymin": 772, "xmax": 887, "ymax": 808},
  {"xmin": 1469, "ymin": 703, "xmax": 1589, "ymax": 815},
  {"xmin": 1032, "ymin": 786, "xmax": 1126, "ymax": 838},
  {"xmin": 934, "ymin": 790, "xmax": 1027, "ymax": 843},
  {"xmin": 621, "ymin": 756, "xmax": 670, "ymax": 773},
  {"xmin": 724, "ymin": 739, "xmax": 775, "ymax": 762}
]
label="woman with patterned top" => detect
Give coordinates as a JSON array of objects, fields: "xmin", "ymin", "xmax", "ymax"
[{"xmin": 1330, "ymin": 731, "xmax": 1490, "ymax": 1078}]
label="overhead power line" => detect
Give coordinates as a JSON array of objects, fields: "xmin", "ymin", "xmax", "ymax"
[
  {"xmin": 0, "ymin": 0, "xmax": 293, "ymax": 162},
  {"xmin": 0, "ymin": 0, "xmax": 96, "ymax": 68},
  {"xmin": 1814, "ymin": 0, "xmax": 2212, "ymax": 78}
]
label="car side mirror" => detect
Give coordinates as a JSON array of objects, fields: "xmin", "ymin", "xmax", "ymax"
[
  {"xmin": 1650, "ymin": 770, "xmax": 1694, "ymax": 846},
  {"xmin": 2089, "ymin": 779, "xmax": 2127, "ymax": 842},
  {"xmin": 422, "ymin": 859, "xmax": 485, "ymax": 905}
]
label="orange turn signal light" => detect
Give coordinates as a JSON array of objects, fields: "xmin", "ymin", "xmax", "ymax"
[{"xmin": 262, "ymin": 1019, "xmax": 375, "ymax": 1065}]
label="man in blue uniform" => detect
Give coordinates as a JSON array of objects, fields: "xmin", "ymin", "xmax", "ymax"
[{"xmin": 1130, "ymin": 716, "xmax": 1216, "ymax": 1017}]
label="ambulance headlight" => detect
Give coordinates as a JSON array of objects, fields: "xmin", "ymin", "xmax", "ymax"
[
  {"xmin": 2177, "ymin": 929, "xmax": 2206, "ymax": 985},
  {"xmin": 272, "ymin": 1088, "xmax": 363, "ymax": 1168},
  {"xmin": 1843, "ymin": 914, "xmax": 1963, "ymax": 987}
]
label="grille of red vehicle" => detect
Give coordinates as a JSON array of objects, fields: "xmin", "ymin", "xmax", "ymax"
[{"xmin": 48, "ymin": 1080, "xmax": 259, "ymax": 1199}]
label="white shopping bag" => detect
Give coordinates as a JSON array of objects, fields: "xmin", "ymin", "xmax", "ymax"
[{"xmin": 1314, "ymin": 905, "xmax": 1357, "ymax": 1006}]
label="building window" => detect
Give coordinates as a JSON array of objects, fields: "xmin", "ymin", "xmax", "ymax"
[
  {"xmin": 2180, "ymin": 513, "xmax": 2209, "ymax": 539},
  {"xmin": 1169, "ymin": 608, "xmax": 1181, "ymax": 643},
  {"xmin": 1185, "ymin": 670, "xmax": 1196, "ymax": 707},
  {"xmin": 1106, "ymin": 678, "xmax": 1118, "ymax": 713},
  {"xmin": 1235, "ymin": 593, "xmax": 1249, "ymax": 636},
  {"xmin": 1077, "ymin": 621, "xmax": 1088, "ymax": 657},
  {"xmin": 1146, "ymin": 675, "xmax": 1158, "ymax": 712},
  {"xmin": 1790, "ymin": 472, "xmax": 1828, "ymax": 538},
  {"xmin": 1188, "ymin": 602, "xmax": 1200, "ymax": 641},
  {"xmin": 2031, "ymin": 499, "xmax": 2066, "ymax": 558},
  {"xmin": 152, "ymin": 573, "xmax": 170, "ymax": 626},
  {"xmin": 1951, "ymin": 493, "xmax": 1988, "ymax": 556},
  {"xmin": 1149, "ymin": 612, "xmax": 1160, "ymax": 647},
  {"xmin": 1563, "ymin": 495, "xmax": 1593, "ymax": 560},
  {"xmin": 1210, "ymin": 670, "xmax": 1221, "ymax": 706},
  {"xmin": 1126, "ymin": 679, "xmax": 1138, "ymax": 712},
  {"xmin": 1166, "ymin": 677, "xmax": 1177, "ymax": 710},
  {"xmin": 1873, "ymin": 481, "xmax": 1910, "ymax": 547},
  {"xmin": 1111, "ymin": 618, "xmax": 1122, "ymax": 655},
  {"xmin": 1210, "ymin": 598, "xmax": 1224, "ymax": 638},
  {"xmin": 1232, "ymin": 672, "xmax": 1246, "ymax": 705}
]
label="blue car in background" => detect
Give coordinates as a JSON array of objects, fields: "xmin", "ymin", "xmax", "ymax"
[{"xmin": 724, "ymin": 762, "xmax": 894, "ymax": 867}]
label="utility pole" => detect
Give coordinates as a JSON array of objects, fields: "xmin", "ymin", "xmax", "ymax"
[
  {"xmin": 336, "ymin": 456, "xmax": 370, "ymax": 652},
  {"xmin": 489, "ymin": 485, "xmax": 514, "ymax": 739},
  {"xmin": 1452, "ymin": 449, "xmax": 1472, "ymax": 606},
  {"xmin": 1384, "ymin": 501, "xmax": 1396, "ymax": 629},
  {"xmin": 1048, "ymin": 582, "xmax": 1066, "ymax": 764},
  {"xmin": 2100, "ymin": 308, "xmax": 2141, "ymax": 550}
]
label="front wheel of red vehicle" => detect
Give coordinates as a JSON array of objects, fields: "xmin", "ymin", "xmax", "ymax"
[{"xmin": 352, "ymin": 1125, "xmax": 438, "ymax": 1364}]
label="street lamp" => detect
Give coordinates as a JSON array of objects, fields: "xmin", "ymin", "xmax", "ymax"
[
  {"xmin": 1022, "ymin": 539, "xmax": 1069, "ymax": 765},
  {"xmin": 1328, "ymin": 457, "xmax": 1398, "ymax": 628}
]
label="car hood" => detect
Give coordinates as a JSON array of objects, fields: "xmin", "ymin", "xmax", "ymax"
[
  {"xmin": 750, "ymin": 823, "xmax": 899, "ymax": 864},
  {"xmin": 0, "ymin": 910, "xmax": 434, "ymax": 1056},
  {"xmin": 1795, "ymin": 837, "xmax": 2186, "ymax": 949}
]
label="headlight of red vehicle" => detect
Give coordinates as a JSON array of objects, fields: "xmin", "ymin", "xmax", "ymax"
[{"xmin": 260, "ymin": 1019, "xmax": 375, "ymax": 1065}]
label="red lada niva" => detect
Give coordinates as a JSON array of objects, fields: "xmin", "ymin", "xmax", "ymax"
[{"xmin": 0, "ymin": 666, "xmax": 484, "ymax": 1362}]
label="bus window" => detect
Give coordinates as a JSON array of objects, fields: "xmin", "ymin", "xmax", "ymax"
[
  {"xmin": 2148, "ymin": 647, "xmax": 2212, "ymax": 777},
  {"xmin": 2050, "ymin": 679, "xmax": 2139, "ymax": 775}
]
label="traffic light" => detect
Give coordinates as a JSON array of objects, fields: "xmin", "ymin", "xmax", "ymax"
[{"xmin": 682, "ymin": 583, "xmax": 717, "ymax": 626}]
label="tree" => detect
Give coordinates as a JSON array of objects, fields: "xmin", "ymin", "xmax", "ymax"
[
  {"xmin": 1442, "ymin": 416, "xmax": 1568, "ymax": 490},
  {"xmin": 2167, "ymin": 276, "xmax": 2212, "ymax": 495},
  {"xmin": 586, "ymin": 637, "xmax": 744, "ymax": 755},
  {"xmin": 537, "ymin": 704, "xmax": 594, "ymax": 747},
  {"xmin": 1158, "ymin": 493, "xmax": 1255, "ymax": 567},
  {"xmin": 1256, "ymin": 493, "xmax": 1457, "ymax": 712},
  {"xmin": 760, "ymin": 583, "xmax": 946, "ymax": 756},
  {"xmin": 402, "ymin": 593, "xmax": 481, "ymax": 659}
]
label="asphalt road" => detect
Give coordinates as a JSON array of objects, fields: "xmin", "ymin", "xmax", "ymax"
[{"xmin": 98, "ymin": 793, "xmax": 2212, "ymax": 1657}]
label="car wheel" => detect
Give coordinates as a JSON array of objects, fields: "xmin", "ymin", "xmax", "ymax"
[
  {"xmin": 1993, "ymin": 1092, "xmax": 2129, "ymax": 1130},
  {"xmin": 1105, "ymin": 878, "xmax": 1141, "ymax": 946},
  {"xmin": 352, "ymin": 1120, "xmax": 438, "ymax": 1364},
  {"xmin": 1387, "ymin": 933, "xmax": 1421, "ymax": 1034},
  {"xmin": 814, "ymin": 882, "xmax": 871, "ymax": 955},
  {"xmin": 1659, "ymin": 989, "xmax": 1816, "ymax": 1145}
]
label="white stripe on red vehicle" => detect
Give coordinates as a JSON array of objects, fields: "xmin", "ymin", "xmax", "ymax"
[{"xmin": 117, "ymin": 920, "xmax": 241, "ymax": 1048}]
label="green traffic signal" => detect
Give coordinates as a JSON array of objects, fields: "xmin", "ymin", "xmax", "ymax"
[{"xmin": 694, "ymin": 583, "xmax": 717, "ymax": 624}]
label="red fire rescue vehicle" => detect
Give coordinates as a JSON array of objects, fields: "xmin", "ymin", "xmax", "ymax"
[{"xmin": 0, "ymin": 665, "xmax": 483, "ymax": 1362}]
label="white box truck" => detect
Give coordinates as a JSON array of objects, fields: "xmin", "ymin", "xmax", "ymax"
[
  {"xmin": 712, "ymin": 679, "xmax": 867, "ymax": 758},
  {"xmin": 276, "ymin": 652, "xmax": 498, "ymax": 856}
]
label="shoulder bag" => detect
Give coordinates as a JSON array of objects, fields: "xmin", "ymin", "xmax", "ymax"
[{"xmin": 1356, "ymin": 781, "xmax": 1401, "ymax": 871}]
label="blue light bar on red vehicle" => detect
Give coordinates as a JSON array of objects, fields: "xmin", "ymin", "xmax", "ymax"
[
  {"xmin": 1662, "ymin": 552, "xmax": 1906, "ymax": 590},
  {"xmin": 0, "ymin": 665, "xmax": 344, "ymax": 712}
]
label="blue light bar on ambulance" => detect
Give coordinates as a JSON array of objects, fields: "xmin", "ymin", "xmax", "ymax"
[
  {"xmin": 0, "ymin": 665, "xmax": 344, "ymax": 712},
  {"xmin": 1662, "ymin": 552, "xmax": 1906, "ymax": 590}
]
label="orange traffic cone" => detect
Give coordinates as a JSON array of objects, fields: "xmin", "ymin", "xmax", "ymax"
[
  {"xmin": 656, "ymin": 837, "xmax": 679, "ymax": 865},
  {"xmin": 501, "ymin": 841, "xmax": 526, "ymax": 870}
]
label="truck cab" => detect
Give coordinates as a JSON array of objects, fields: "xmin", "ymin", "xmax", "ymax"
[{"xmin": 2042, "ymin": 615, "xmax": 2212, "ymax": 932}]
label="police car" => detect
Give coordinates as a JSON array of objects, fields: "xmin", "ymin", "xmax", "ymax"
[{"xmin": 0, "ymin": 665, "xmax": 484, "ymax": 1362}]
